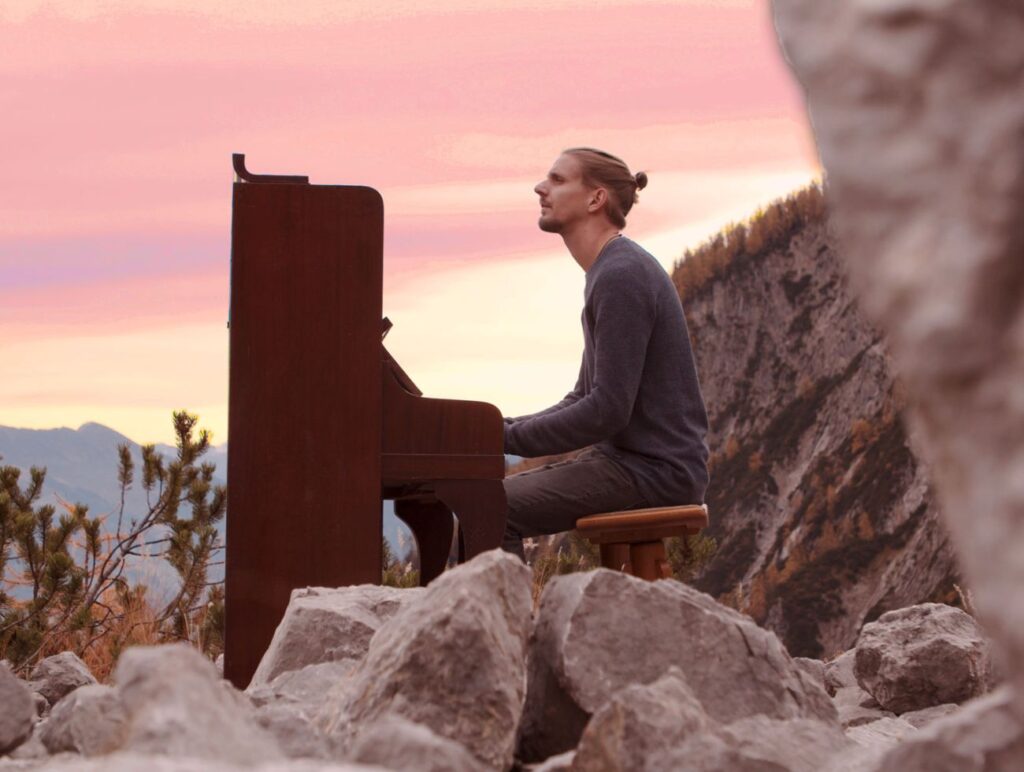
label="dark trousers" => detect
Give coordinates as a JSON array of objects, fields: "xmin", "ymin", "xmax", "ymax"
[{"xmin": 501, "ymin": 446, "xmax": 649, "ymax": 561}]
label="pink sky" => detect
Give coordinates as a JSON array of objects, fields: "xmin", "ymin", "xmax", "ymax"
[{"xmin": 0, "ymin": 0, "xmax": 819, "ymax": 444}]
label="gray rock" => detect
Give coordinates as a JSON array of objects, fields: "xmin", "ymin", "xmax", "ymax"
[
  {"xmin": 30, "ymin": 692, "xmax": 48, "ymax": 721},
  {"xmin": 22, "ymin": 751, "xmax": 391, "ymax": 770},
  {"xmin": 834, "ymin": 686, "xmax": 896, "ymax": 729},
  {"xmin": 0, "ymin": 662, "xmax": 35, "ymax": 755},
  {"xmin": 795, "ymin": 657, "xmax": 827, "ymax": 691},
  {"xmin": 845, "ymin": 717, "xmax": 917, "ymax": 753},
  {"xmin": 876, "ymin": 686, "xmax": 1024, "ymax": 771},
  {"xmin": 348, "ymin": 714, "xmax": 487, "ymax": 772},
  {"xmin": 900, "ymin": 703, "xmax": 960, "ymax": 730},
  {"xmin": 319, "ymin": 549, "xmax": 532, "ymax": 771},
  {"xmin": 571, "ymin": 667, "xmax": 711, "ymax": 772},
  {"xmin": 39, "ymin": 684, "xmax": 128, "ymax": 756},
  {"xmin": 7, "ymin": 727, "xmax": 48, "ymax": 761},
  {"xmin": 527, "ymin": 751, "xmax": 575, "ymax": 772},
  {"xmin": 772, "ymin": 0, "xmax": 1024, "ymax": 722},
  {"xmin": 248, "ymin": 660, "xmax": 357, "ymax": 714},
  {"xmin": 652, "ymin": 716, "xmax": 849, "ymax": 772},
  {"xmin": 254, "ymin": 704, "xmax": 331, "ymax": 760},
  {"xmin": 115, "ymin": 643, "xmax": 283, "ymax": 763},
  {"xmin": 855, "ymin": 604, "xmax": 992, "ymax": 713},
  {"xmin": 825, "ymin": 650, "xmax": 858, "ymax": 697},
  {"xmin": 28, "ymin": 652, "xmax": 96, "ymax": 707},
  {"xmin": 250, "ymin": 585, "xmax": 423, "ymax": 689},
  {"xmin": 517, "ymin": 569, "xmax": 837, "ymax": 761}
]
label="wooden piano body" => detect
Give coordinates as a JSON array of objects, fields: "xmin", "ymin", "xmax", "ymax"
[{"xmin": 226, "ymin": 155, "xmax": 507, "ymax": 688}]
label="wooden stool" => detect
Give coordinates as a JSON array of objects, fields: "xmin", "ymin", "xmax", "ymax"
[{"xmin": 575, "ymin": 504, "xmax": 709, "ymax": 581}]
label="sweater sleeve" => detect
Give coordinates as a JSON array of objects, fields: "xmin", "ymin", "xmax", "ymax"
[{"xmin": 504, "ymin": 265, "xmax": 655, "ymax": 456}]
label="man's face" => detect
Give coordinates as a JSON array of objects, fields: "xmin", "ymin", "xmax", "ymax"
[{"xmin": 534, "ymin": 153, "xmax": 594, "ymax": 233}]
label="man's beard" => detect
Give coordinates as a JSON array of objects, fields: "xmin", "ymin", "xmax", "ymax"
[{"xmin": 537, "ymin": 215, "xmax": 562, "ymax": 233}]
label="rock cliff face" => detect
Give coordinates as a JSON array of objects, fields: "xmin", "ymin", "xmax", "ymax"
[
  {"xmin": 679, "ymin": 205, "xmax": 960, "ymax": 658},
  {"xmin": 771, "ymin": 0, "xmax": 1024, "ymax": 723}
]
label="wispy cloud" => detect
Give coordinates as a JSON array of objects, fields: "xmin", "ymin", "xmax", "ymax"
[
  {"xmin": 0, "ymin": 0, "xmax": 814, "ymax": 442},
  {"xmin": 2, "ymin": 1, "xmax": 755, "ymax": 26}
]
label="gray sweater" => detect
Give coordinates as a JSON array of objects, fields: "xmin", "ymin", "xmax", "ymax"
[{"xmin": 504, "ymin": 236, "xmax": 709, "ymax": 505}]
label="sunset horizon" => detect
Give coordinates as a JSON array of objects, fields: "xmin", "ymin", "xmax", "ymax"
[{"xmin": 2, "ymin": 0, "xmax": 820, "ymax": 445}]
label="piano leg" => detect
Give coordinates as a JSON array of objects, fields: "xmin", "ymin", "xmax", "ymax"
[
  {"xmin": 433, "ymin": 480, "xmax": 508, "ymax": 563},
  {"xmin": 394, "ymin": 498, "xmax": 455, "ymax": 585}
]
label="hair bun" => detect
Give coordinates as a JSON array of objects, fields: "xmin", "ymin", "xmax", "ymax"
[{"xmin": 634, "ymin": 171, "xmax": 648, "ymax": 191}]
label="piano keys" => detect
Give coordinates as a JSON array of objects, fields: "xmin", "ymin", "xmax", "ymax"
[{"xmin": 226, "ymin": 154, "xmax": 507, "ymax": 688}]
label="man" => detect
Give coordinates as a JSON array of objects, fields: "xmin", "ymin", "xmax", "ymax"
[{"xmin": 501, "ymin": 148, "xmax": 710, "ymax": 560}]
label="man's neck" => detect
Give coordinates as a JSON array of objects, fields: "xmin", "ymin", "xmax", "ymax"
[{"xmin": 561, "ymin": 220, "xmax": 622, "ymax": 272}]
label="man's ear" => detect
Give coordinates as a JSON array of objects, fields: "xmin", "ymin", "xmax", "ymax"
[{"xmin": 587, "ymin": 187, "xmax": 608, "ymax": 214}]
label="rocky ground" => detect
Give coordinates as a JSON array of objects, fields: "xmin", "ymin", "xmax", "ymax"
[{"xmin": 2, "ymin": 550, "xmax": 1020, "ymax": 771}]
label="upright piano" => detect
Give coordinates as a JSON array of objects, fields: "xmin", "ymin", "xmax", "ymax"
[{"xmin": 225, "ymin": 155, "xmax": 507, "ymax": 688}]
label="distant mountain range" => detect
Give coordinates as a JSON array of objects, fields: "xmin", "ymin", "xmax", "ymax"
[
  {"xmin": 0, "ymin": 422, "xmax": 408, "ymax": 559},
  {"xmin": 0, "ymin": 422, "xmax": 226, "ymax": 526}
]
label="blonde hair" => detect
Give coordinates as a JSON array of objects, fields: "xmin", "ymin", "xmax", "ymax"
[{"xmin": 564, "ymin": 147, "xmax": 647, "ymax": 229}]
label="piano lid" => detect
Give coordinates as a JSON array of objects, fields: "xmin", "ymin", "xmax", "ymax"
[{"xmin": 232, "ymin": 153, "xmax": 310, "ymax": 184}]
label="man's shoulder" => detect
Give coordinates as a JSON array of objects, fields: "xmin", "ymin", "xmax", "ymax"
[{"xmin": 592, "ymin": 238, "xmax": 670, "ymax": 286}]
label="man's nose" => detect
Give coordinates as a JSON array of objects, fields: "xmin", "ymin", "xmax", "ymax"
[{"xmin": 534, "ymin": 181, "xmax": 546, "ymax": 196}]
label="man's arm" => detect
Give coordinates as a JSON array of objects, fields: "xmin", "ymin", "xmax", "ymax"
[{"xmin": 504, "ymin": 265, "xmax": 655, "ymax": 456}]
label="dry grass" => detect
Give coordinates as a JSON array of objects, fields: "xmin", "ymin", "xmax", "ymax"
[{"xmin": 79, "ymin": 585, "xmax": 163, "ymax": 682}]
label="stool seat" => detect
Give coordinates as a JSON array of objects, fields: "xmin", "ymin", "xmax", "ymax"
[
  {"xmin": 576, "ymin": 504, "xmax": 708, "ymax": 542},
  {"xmin": 575, "ymin": 504, "xmax": 709, "ymax": 581}
]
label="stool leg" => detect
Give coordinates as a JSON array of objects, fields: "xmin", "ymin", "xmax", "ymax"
[
  {"xmin": 600, "ymin": 543, "xmax": 631, "ymax": 573},
  {"xmin": 630, "ymin": 541, "xmax": 667, "ymax": 581}
]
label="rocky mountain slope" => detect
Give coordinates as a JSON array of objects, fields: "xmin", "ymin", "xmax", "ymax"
[{"xmin": 677, "ymin": 188, "xmax": 960, "ymax": 658}]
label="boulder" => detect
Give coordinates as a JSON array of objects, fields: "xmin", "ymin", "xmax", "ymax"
[
  {"xmin": 834, "ymin": 686, "xmax": 895, "ymax": 729},
  {"xmin": 20, "ymin": 751, "xmax": 391, "ymax": 770},
  {"xmin": 248, "ymin": 660, "xmax": 357, "ymax": 715},
  {"xmin": 348, "ymin": 714, "xmax": 487, "ymax": 772},
  {"xmin": 825, "ymin": 651, "xmax": 858, "ymax": 697},
  {"xmin": 319, "ymin": 549, "xmax": 533, "ymax": 771},
  {"xmin": 29, "ymin": 652, "xmax": 96, "ymax": 707},
  {"xmin": 900, "ymin": 703, "xmax": 960, "ymax": 730},
  {"xmin": 517, "ymin": 569, "xmax": 837, "ymax": 761},
  {"xmin": 39, "ymin": 684, "xmax": 128, "ymax": 756},
  {"xmin": 114, "ymin": 643, "xmax": 283, "ymax": 763},
  {"xmin": 571, "ymin": 667, "xmax": 711, "ymax": 772},
  {"xmin": 31, "ymin": 691, "xmax": 49, "ymax": 720},
  {"xmin": 795, "ymin": 657, "xmax": 827, "ymax": 691},
  {"xmin": 0, "ymin": 662, "xmax": 34, "ymax": 755},
  {"xmin": 253, "ymin": 704, "xmax": 331, "ymax": 760},
  {"xmin": 875, "ymin": 685, "xmax": 1024, "ymax": 771},
  {"xmin": 845, "ymin": 717, "xmax": 917, "ymax": 754},
  {"xmin": 772, "ymin": 0, "xmax": 1024, "ymax": 723},
  {"xmin": 249, "ymin": 585, "xmax": 423, "ymax": 689},
  {"xmin": 651, "ymin": 716, "xmax": 849, "ymax": 772},
  {"xmin": 527, "ymin": 751, "xmax": 575, "ymax": 771},
  {"xmin": 8, "ymin": 727, "xmax": 48, "ymax": 761},
  {"xmin": 819, "ymin": 718, "xmax": 919, "ymax": 772},
  {"xmin": 855, "ymin": 604, "xmax": 992, "ymax": 713}
]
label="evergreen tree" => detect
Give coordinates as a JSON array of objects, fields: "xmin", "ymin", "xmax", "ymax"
[{"xmin": 0, "ymin": 410, "xmax": 226, "ymax": 671}]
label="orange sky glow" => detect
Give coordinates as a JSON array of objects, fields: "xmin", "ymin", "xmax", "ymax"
[{"xmin": 0, "ymin": 0, "xmax": 819, "ymax": 444}]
